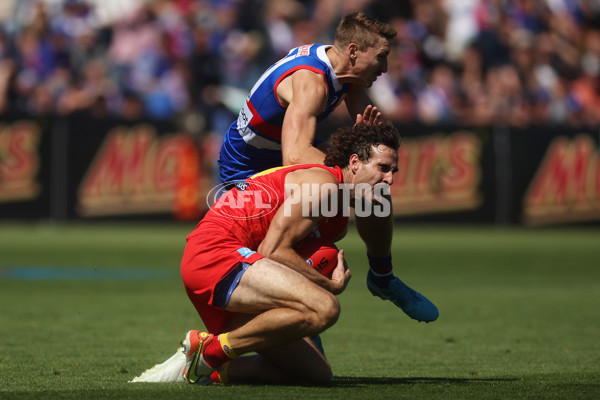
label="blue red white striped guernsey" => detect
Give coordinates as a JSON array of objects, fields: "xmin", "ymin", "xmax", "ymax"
[{"xmin": 217, "ymin": 44, "xmax": 351, "ymax": 183}]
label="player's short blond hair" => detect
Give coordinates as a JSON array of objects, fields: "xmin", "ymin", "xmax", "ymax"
[{"xmin": 334, "ymin": 12, "xmax": 397, "ymax": 51}]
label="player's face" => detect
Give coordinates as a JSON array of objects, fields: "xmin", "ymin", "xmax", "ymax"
[
  {"xmin": 354, "ymin": 144, "xmax": 398, "ymax": 201},
  {"xmin": 355, "ymin": 37, "xmax": 390, "ymax": 87}
]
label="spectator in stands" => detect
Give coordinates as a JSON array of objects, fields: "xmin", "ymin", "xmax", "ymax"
[{"xmin": 0, "ymin": 0, "xmax": 598, "ymax": 129}]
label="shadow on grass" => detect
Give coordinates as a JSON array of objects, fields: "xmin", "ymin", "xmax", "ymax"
[
  {"xmin": 332, "ymin": 376, "xmax": 518, "ymax": 387},
  {"xmin": 221, "ymin": 375, "xmax": 519, "ymax": 388}
]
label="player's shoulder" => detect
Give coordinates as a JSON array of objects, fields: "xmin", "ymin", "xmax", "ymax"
[
  {"xmin": 287, "ymin": 165, "xmax": 339, "ymax": 186},
  {"xmin": 286, "ymin": 44, "xmax": 329, "ymax": 68},
  {"xmin": 290, "ymin": 43, "xmax": 328, "ymax": 56}
]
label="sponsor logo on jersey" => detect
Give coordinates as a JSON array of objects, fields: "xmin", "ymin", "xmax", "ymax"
[{"xmin": 298, "ymin": 45, "xmax": 311, "ymax": 57}]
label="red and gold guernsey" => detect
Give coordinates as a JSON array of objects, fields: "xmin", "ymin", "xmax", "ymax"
[
  {"xmin": 181, "ymin": 163, "xmax": 348, "ymax": 333},
  {"xmin": 188, "ymin": 163, "xmax": 347, "ymax": 250}
]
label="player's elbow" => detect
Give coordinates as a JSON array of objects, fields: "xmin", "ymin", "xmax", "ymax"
[
  {"xmin": 257, "ymin": 242, "xmax": 275, "ymax": 259},
  {"xmin": 283, "ymin": 149, "xmax": 302, "ymax": 166},
  {"xmin": 283, "ymin": 145, "xmax": 325, "ymax": 165}
]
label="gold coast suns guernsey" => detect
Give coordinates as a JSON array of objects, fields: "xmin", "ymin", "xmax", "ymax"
[{"xmin": 190, "ymin": 164, "xmax": 348, "ymax": 250}]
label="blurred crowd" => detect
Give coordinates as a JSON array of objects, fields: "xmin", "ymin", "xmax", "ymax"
[{"xmin": 0, "ymin": 0, "xmax": 599, "ymax": 131}]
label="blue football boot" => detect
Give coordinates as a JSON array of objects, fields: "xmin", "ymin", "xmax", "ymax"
[{"xmin": 367, "ymin": 271, "xmax": 439, "ymax": 322}]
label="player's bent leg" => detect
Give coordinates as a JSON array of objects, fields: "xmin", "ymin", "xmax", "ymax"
[
  {"xmin": 258, "ymin": 336, "xmax": 332, "ymax": 385},
  {"xmin": 224, "ymin": 257, "xmax": 341, "ymax": 354},
  {"xmin": 356, "ymin": 205, "xmax": 439, "ymax": 323},
  {"xmin": 182, "ymin": 258, "xmax": 340, "ymax": 384},
  {"xmin": 218, "ymin": 337, "xmax": 331, "ymax": 385}
]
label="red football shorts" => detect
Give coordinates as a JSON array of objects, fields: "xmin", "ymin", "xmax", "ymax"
[{"xmin": 181, "ymin": 231, "xmax": 263, "ymax": 334}]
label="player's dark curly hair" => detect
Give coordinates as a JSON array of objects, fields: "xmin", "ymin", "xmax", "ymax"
[{"xmin": 324, "ymin": 121, "xmax": 401, "ymax": 168}]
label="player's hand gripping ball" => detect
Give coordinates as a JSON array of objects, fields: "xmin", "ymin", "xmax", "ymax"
[{"xmin": 295, "ymin": 237, "xmax": 339, "ymax": 278}]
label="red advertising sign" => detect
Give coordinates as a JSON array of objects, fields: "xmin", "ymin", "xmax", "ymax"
[
  {"xmin": 0, "ymin": 121, "xmax": 41, "ymax": 203},
  {"xmin": 523, "ymin": 135, "xmax": 600, "ymax": 225},
  {"xmin": 77, "ymin": 124, "xmax": 199, "ymax": 217},
  {"xmin": 390, "ymin": 131, "xmax": 482, "ymax": 215}
]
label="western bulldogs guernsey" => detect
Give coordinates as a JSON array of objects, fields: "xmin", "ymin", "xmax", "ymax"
[{"xmin": 217, "ymin": 44, "xmax": 351, "ymax": 183}]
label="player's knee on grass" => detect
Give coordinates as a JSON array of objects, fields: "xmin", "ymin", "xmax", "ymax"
[
  {"xmin": 259, "ymin": 338, "xmax": 334, "ymax": 386},
  {"xmin": 303, "ymin": 360, "xmax": 333, "ymax": 386},
  {"xmin": 292, "ymin": 338, "xmax": 333, "ymax": 386}
]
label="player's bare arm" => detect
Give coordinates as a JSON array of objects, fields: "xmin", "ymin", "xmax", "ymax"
[
  {"xmin": 279, "ymin": 70, "xmax": 329, "ymax": 165},
  {"xmin": 257, "ymin": 168, "xmax": 351, "ymax": 294},
  {"xmin": 344, "ymin": 86, "xmax": 382, "ymax": 125}
]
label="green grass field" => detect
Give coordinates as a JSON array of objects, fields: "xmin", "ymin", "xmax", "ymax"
[{"xmin": 1, "ymin": 222, "xmax": 599, "ymax": 399}]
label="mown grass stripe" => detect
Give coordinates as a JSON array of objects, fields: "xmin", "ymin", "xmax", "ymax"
[{"xmin": 0, "ymin": 266, "xmax": 179, "ymax": 280}]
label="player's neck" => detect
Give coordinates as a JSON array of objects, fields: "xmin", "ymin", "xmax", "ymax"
[
  {"xmin": 341, "ymin": 167, "xmax": 353, "ymax": 187},
  {"xmin": 327, "ymin": 46, "xmax": 354, "ymax": 83}
]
